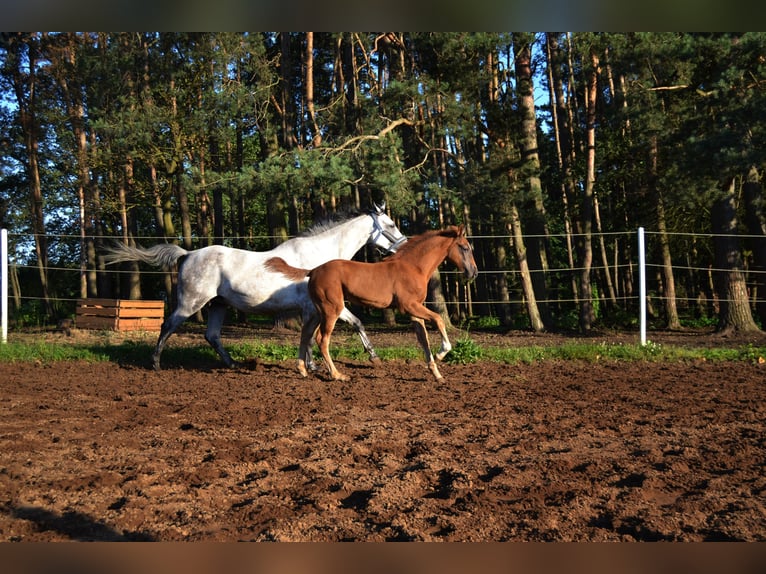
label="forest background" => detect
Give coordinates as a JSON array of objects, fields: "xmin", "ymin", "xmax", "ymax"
[{"xmin": 2, "ymin": 32, "xmax": 766, "ymax": 335}]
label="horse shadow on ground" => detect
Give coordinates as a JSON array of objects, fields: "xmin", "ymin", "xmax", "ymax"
[
  {"xmin": 3, "ymin": 503, "xmax": 154, "ymax": 541},
  {"xmin": 82, "ymin": 342, "xmax": 251, "ymax": 372}
]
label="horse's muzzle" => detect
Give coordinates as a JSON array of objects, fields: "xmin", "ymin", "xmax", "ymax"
[
  {"xmin": 463, "ymin": 264, "xmax": 479, "ymax": 282},
  {"xmin": 386, "ymin": 235, "xmax": 408, "ymax": 253}
]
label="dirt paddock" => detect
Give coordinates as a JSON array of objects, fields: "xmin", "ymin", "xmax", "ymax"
[{"xmin": 1, "ymin": 326, "xmax": 765, "ymax": 541}]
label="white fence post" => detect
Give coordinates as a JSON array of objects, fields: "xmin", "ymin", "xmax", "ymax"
[
  {"xmin": 1, "ymin": 229, "xmax": 7, "ymax": 344},
  {"xmin": 638, "ymin": 227, "xmax": 646, "ymax": 346}
]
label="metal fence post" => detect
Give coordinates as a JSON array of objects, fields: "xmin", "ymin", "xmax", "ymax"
[
  {"xmin": 638, "ymin": 227, "xmax": 646, "ymax": 346},
  {"xmin": 1, "ymin": 229, "xmax": 8, "ymax": 344}
]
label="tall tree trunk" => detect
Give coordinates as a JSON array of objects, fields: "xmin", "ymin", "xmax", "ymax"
[
  {"xmin": 120, "ymin": 159, "xmax": 141, "ymax": 300},
  {"xmin": 650, "ymin": 137, "xmax": 681, "ymax": 329},
  {"xmin": 7, "ymin": 34, "xmax": 53, "ymax": 316},
  {"xmin": 509, "ymin": 202, "xmax": 545, "ymax": 331},
  {"xmin": 577, "ymin": 48, "xmax": 599, "ymax": 332},
  {"xmin": 546, "ymin": 33, "xmax": 579, "ymax": 307},
  {"xmin": 87, "ymin": 131, "xmax": 107, "ymax": 298},
  {"xmin": 712, "ymin": 178, "xmax": 760, "ymax": 334},
  {"xmin": 148, "ymin": 164, "xmax": 174, "ymax": 301},
  {"xmin": 53, "ymin": 32, "xmax": 91, "ymax": 299},
  {"xmin": 167, "ymin": 77, "xmax": 193, "ymax": 252},
  {"xmin": 305, "ymin": 32, "xmax": 321, "ymax": 148},
  {"xmin": 211, "ymin": 137, "xmax": 224, "ymax": 245},
  {"xmin": 175, "ymin": 174, "xmax": 193, "ymax": 251},
  {"xmin": 742, "ymin": 166, "xmax": 766, "ymax": 326},
  {"xmin": 513, "ymin": 32, "xmax": 550, "ymax": 330}
]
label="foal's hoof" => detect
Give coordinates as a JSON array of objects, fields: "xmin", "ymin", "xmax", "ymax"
[
  {"xmin": 428, "ymin": 363, "xmax": 444, "ymax": 381},
  {"xmin": 369, "ymin": 356, "xmax": 382, "ymax": 365},
  {"xmin": 332, "ymin": 373, "xmax": 351, "ymax": 382}
]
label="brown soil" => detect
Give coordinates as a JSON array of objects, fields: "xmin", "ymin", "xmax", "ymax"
[{"xmin": 1, "ymin": 326, "xmax": 765, "ymax": 541}]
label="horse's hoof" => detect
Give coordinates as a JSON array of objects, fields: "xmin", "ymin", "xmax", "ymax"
[
  {"xmin": 369, "ymin": 356, "xmax": 382, "ymax": 364},
  {"xmin": 428, "ymin": 363, "xmax": 443, "ymax": 380},
  {"xmin": 332, "ymin": 373, "xmax": 350, "ymax": 382}
]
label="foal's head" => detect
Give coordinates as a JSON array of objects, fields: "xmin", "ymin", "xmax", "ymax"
[{"xmin": 445, "ymin": 225, "xmax": 478, "ymax": 281}]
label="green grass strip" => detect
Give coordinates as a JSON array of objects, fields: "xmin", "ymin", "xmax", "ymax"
[{"xmin": 1, "ymin": 336, "xmax": 765, "ymax": 366}]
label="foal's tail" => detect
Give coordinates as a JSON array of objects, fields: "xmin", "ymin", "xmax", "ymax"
[
  {"xmin": 103, "ymin": 242, "xmax": 189, "ymax": 269},
  {"xmin": 264, "ymin": 257, "xmax": 310, "ymax": 281}
]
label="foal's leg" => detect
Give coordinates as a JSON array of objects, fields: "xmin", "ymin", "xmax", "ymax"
[
  {"xmin": 204, "ymin": 301, "xmax": 237, "ymax": 367},
  {"xmin": 338, "ymin": 306, "xmax": 380, "ymax": 363},
  {"xmin": 411, "ymin": 316, "xmax": 443, "ymax": 380},
  {"xmin": 402, "ymin": 302, "xmax": 452, "ymax": 361},
  {"xmin": 315, "ymin": 309, "xmax": 347, "ymax": 381}
]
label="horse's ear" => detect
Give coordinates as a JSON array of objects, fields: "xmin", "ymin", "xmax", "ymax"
[
  {"xmin": 373, "ymin": 201, "xmax": 386, "ymax": 214},
  {"xmin": 457, "ymin": 224, "xmax": 466, "ymax": 237}
]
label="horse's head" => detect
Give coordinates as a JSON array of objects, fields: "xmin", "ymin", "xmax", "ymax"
[
  {"xmin": 446, "ymin": 225, "xmax": 478, "ymax": 281},
  {"xmin": 369, "ymin": 202, "xmax": 407, "ymax": 253}
]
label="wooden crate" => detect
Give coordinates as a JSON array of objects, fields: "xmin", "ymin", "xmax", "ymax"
[{"xmin": 75, "ymin": 298, "xmax": 165, "ymax": 332}]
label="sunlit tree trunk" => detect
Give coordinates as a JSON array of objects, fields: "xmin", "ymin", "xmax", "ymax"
[
  {"xmin": 51, "ymin": 32, "xmax": 91, "ymax": 299},
  {"xmin": 712, "ymin": 178, "xmax": 760, "ymax": 334},
  {"xmin": 546, "ymin": 33, "xmax": 579, "ymax": 306},
  {"xmin": 509, "ymin": 202, "xmax": 544, "ymax": 331},
  {"xmin": 6, "ymin": 33, "xmax": 53, "ymax": 315},
  {"xmin": 576, "ymin": 47, "xmax": 599, "ymax": 332},
  {"xmin": 513, "ymin": 32, "xmax": 550, "ymax": 330},
  {"xmin": 305, "ymin": 32, "xmax": 321, "ymax": 148},
  {"xmin": 119, "ymin": 159, "xmax": 141, "ymax": 300}
]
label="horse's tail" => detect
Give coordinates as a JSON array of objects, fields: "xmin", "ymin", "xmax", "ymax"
[
  {"xmin": 103, "ymin": 242, "xmax": 189, "ymax": 269},
  {"xmin": 264, "ymin": 257, "xmax": 310, "ymax": 281}
]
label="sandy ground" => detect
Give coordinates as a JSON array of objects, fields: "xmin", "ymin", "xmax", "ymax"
[{"xmin": 1, "ymin": 326, "xmax": 765, "ymax": 541}]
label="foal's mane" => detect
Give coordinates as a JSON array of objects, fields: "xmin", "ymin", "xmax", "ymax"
[
  {"xmin": 299, "ymin": 210, "xmax": 364, "ymax": 237},
  {"xmin": 387, "ymin": 226, "xmax": 460, "ymax": 259}
]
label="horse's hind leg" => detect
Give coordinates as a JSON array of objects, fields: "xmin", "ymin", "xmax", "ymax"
[
  {"xmin": 315, "ymin": 312, "xmax": 347, "ymax": 381},
  {"xmin": 298, "ymin": 311, "xmax": 320, "ymax": 377},
  {"xmin": 153, "ymin": 310, "xmax": 190, "ymax": 370},
  {"xmin": 411, "ymin": 316, "xmax": 443, "ymax": 381},
  {"xmin": 204, "ymin": 301, "xmax": 237, "ymax": 367},
  {"xmin": 338, "ymin": 306, "xmax": 380, "ymax": 363}
]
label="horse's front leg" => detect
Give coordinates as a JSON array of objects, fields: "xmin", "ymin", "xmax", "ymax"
[
  {"xmin": 431, "ymin": 314, "xmax": 452, "ymax": 361},
  {"xmin": 405, "ymin": 303, "xmax": 452, "ymax": 362},
  {"xmin": 411, "ymin": 316, "xmax": 443, "ymax": 380},
  {"xmin": 338, "ymin": 306, "xmax": 380, "ymax": 363}
]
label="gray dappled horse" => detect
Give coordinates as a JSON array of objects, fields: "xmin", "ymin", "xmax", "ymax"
[{"xmin": 104, "ymin": 205, "xmax": 406, "ymax": 372}]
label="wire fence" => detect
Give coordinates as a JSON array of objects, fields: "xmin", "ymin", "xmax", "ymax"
[{"xmin": 3, "ymin": 227, "xmax": 766, "ymax": 329}]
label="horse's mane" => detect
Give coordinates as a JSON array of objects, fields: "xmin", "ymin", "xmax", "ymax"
[
  {"xmin": 387, "ymin": 226, "xmax": 460, "ymax": 259},
  {"xmin": 299, "ymin": 210, "xmax": 365, "ymax": 237}
]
